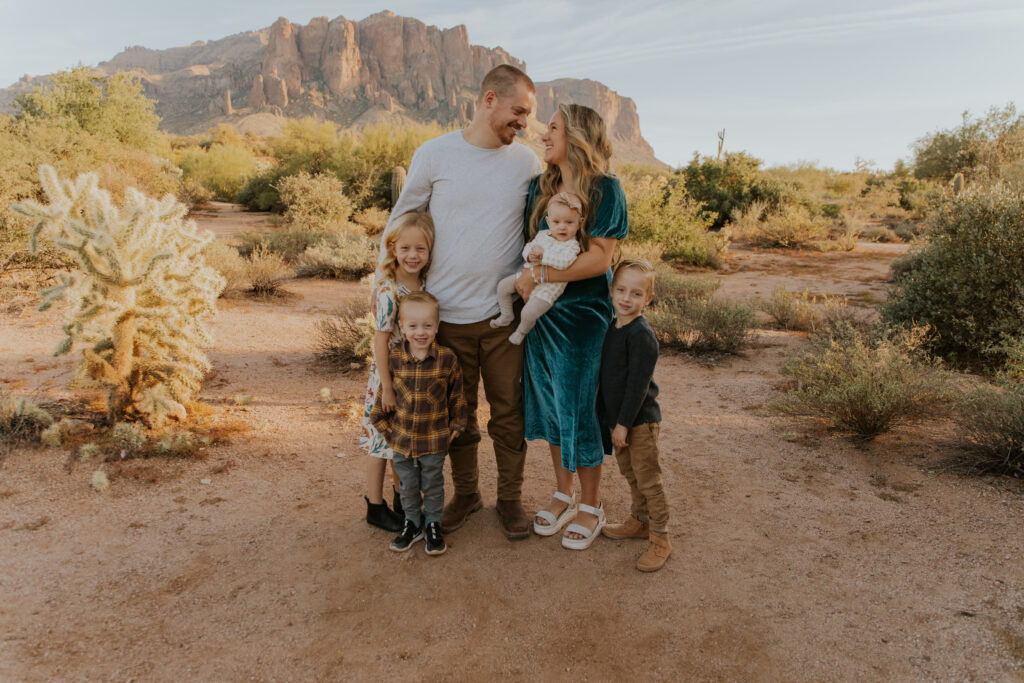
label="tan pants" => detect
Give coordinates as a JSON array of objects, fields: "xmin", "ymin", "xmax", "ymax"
[
  {"xmin": 615, "ymin": 422, "xmax": 669, "ymax": 533},
  {"xmin": 438, "ymin": 317, "xmax": 527, "ymax": 501}
]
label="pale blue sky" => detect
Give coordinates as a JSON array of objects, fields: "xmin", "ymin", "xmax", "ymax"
[{"xmin": 2, "ymin": 0, "xmax": 1022, "ymax": 170}]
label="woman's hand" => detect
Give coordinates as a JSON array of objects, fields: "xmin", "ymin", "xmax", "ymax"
[
  {"xmin": 527, "ymin": 245, "xmax": 544, "ymax": 264},
  {"xmin": 612, "ymin": 424, "xmax": 630, "ymax": 449},
  {"xmin": 380, "ymin": 386, "xmax": 397, "ymax": 412},
  {"xmin": 515, "ymin": 267, "xmax": 537, "ymax": 301}
]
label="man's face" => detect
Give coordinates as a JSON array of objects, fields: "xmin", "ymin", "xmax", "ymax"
[
  {"xmin": 486, "ymin": 82, "xmax": 535, "ymax": 146},
  {"xmin": 399, "ymin": 302, "xmax": 439, "ymax": 352}
]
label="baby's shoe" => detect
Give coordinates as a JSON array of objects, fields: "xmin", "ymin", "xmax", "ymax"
[
  {"xmin": 508, "ymin": 330, "xmax": 525, "ymax": 345},
  {"xmin": 490, "ymin": 315, "xmax": 512, "ymax": 329},
  {"xmin": 424, "ymin": 521, "xmax": 447, "ymax": 556}
]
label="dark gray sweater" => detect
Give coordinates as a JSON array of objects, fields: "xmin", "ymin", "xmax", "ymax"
[{"xmin": 598, "ymin": 316, "xmax": 661, "ymax": 428}]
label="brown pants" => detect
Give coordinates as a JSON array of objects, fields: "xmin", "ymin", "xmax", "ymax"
[
  {"xmin": 438, "ymin": 317, "xmax": 527, "ymax": 501},
  {"xmin": 615, "ymin": 422, "xmax": 669, "ymax": 533}
]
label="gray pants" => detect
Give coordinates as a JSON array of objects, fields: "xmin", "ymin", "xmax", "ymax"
[
  {"xmin": 392, "ymin": 451, "xmax": 446, "ymax": 526},
  {"xmin": 493, "ymin": 273, "xmax": 553, "ymax": 344}
]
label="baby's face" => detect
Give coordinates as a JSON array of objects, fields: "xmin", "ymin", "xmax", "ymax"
[{"xmin": 546, "ymin": 202, "xmax": 581, "ymax": 242}]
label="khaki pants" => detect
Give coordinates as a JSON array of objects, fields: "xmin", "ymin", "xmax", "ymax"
[
  {"xmin": 438, "ymin": 318, "xmax": 527, "ymax": 501},
  {"xmin": 614, "ymin": 422, "xmax": 669, "ymax": 533}
]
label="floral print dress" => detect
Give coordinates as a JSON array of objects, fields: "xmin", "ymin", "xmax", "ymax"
[{"xmin": 359, "ymin": 278, "xmax": 410, "ymax": 459}]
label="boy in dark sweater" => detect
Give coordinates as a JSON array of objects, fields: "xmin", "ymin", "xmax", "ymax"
[{"xmin": 598, "ymin": 258, "xmax": 670, "ymax": 572}]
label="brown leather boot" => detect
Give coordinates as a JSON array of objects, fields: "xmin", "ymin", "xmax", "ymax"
[
  {"xmin": 602, "ymin": 516, "xmax": 649, "ymax": 540},
  {"xmin": 440, "ymin": 491, "xmax": 482, "ymax": 533},
  {"xmin": 637, "ymin": 531, "xmax": 672, "ymax": 572},
  {"xmin": 495, "ymin": 499, "xmax": 531, "ymax": 540}
]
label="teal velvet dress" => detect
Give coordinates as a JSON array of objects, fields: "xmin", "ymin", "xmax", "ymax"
[{"xmin": 523, "ymin": 175, "xmax": 629, "ymax": 472}]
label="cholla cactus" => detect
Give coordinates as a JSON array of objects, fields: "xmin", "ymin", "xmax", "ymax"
[
  {"xmin": 12, "ymin": 166, "xmax": 225, "ymax": 424},
  {"xmin": 952, "ymin": 172, "xmax": 965, "ymax": 195},
  {"xmin": 391, "ymin": 166, "xmax": 406, "ymax": 207}
]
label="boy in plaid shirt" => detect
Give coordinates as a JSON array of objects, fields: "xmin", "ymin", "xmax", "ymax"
[{"xmin": 370, "ymin": 291, "xmax": 468, "ymax": 555}]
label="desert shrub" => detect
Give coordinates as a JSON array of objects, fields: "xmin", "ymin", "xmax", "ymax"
[
  {"xmin": 759, "ymin": 287, "xmax": 818, "ymax": 331},
  {"xmin": 774, "ymin": 326, "xmax": 948, "ymax": 440},
  {"xmin": 353, "ymin": 207, "xmax": 390, "ymax": 236},
  {"xmin": 859, "ymin": 225, "xmax": 900, "ymax": 243},
  {"xmin": 177, "ymin": 177, "xmax": 213, "ymax": 209},
  {"xmin": 955, "ymin": 379, "xmax": 1024, "ymax": 475},
  {"xmin": 912, "ymin": 103, "xmax": 1024, "ymax": 183},
  {"xmin": 296, "ymin": 233, "xmax": 377, "ymax": 279},
  {"xmin": 246, "ymin": 246, "xmax": 292, "ymax": 296},
  {"xmin": 896, "ymin": 178, "xmax": 937, "ymax": 216},
  {"xmin": 682, "ymin": 152, "xmax": 792, "ymax": 228},
  {"xmin": 881, "ymin": 185, "xmax": 1024, "ymax": 368},
  {"xmin": 0, "ymin": 393, "xmax": 54, "ymax": 444},
  {"xmin": 315, "ymin": 299, "xmax": 373, "ymax": 369},
  {"xmin": 12, "ymin": 167, "xmax": 224, "ymax": 425},
  {"xmin": 275, "ymin": 171, "xmax": 353, "ymax": 231},
  {"xmin": 176, "ymin": 143, "xmax": 260, "ymax": 200},
  {"xmin": 647, "ymin": 269, "xmax": 752, "ymax": 354},
  {"xmin": 111, "ymin": 421, "xmax": 147, "ymax": 456},
  {"xmin": 202, "ymin": 240, "xmax": 248, "ymax": 297},
  {"xmin": 652, "ymin": 264, "xmax": 721, "ymax": 305},
  {"xmin": 732, "ymin": 204, "xmax": 828, "ymax": 248},
  {"xmin": 618, "ymin": 240, "xmax": 664, "ymax": 265},
  {"xmin": 153, "ymin": 430, "xmax": 210, "ymax": 457},
  {"xmin": 236, "ymin": 171, "xmax": 282, "ymax": 211},
  {"xmin": 813, "ymin": 296, "xmax": 876, "ymax": 347},
  {"xmin": 821, "ymin": 202, "xmax": 842, "ymax": 219},
  {"xmin": 237, "ymin": 227, "xmax": 327, "ymax": 260},
  {"xmin": 620, "ymin": 171, "xmax": 727, "ymax": 267}
]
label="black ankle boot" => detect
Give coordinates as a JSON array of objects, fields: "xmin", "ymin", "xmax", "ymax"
[
  {"xmin": 365, "ymin": 496, "xmax": 403, "ymax": 532},
  {"xmin": 392, "ymin": 487, "xmax": 404, "ymax": 517}
]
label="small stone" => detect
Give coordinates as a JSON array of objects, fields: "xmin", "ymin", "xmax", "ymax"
[{"xmin": 200, "ymin": 478, "xmax": 212, "ymax": 485}]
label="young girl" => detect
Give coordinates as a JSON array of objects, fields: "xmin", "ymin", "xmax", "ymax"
[
  {"xmin": 360, "ymin": 211, "xmax": 435, "ymax": 531},
  {"xmin": 490, "ymin": 192, "xmax": 585, "ymax": 345}
]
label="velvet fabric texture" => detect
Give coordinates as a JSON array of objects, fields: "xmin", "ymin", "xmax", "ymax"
[{"xmin": 522, "ymin": 175, "xmax": 629, "ymax": 471}]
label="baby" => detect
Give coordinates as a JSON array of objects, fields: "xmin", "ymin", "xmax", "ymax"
[{"xmin": 490, "ymin": 191, "xmax": 584, "ymax": 344}]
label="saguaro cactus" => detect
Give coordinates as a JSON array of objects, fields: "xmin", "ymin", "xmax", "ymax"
[
  {"xmin": 12, "ymin": 166, "xmax": 225, "ymax": 424},
  {"xmin": 391, "ymin": 166, "xmax": 407, "ymax": 207}
]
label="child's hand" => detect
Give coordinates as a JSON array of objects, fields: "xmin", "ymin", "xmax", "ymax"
[
  {"xmin": 527, "ymin": 245, "xmax": 544, "ymax": 264},
  {"xmin": 381, "ymin": 386, "xmax": 397, "ymax": 412},
  {"xmin": 612, "ymin": 424, "xmax": 630, "ymax": 448}
]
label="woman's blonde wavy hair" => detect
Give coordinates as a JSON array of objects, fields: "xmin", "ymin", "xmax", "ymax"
[
  {"xmin": 379, "ymin": 210, "xmax": 435, "ymax": 283},
  {"xmin": 528, "ymin": 103, "xmax": 613, "ymax": 250}
]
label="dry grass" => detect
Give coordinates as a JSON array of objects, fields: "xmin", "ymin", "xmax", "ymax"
[
  {"xmin": 246, "ymin": 246, "xmax": 293, "ymax": 297},
  {"xmin": 314, "ymin": 298, "xmax": 373, "ymax": 370}
]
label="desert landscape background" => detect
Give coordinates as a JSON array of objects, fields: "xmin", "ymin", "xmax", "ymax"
[{"xmin": 2, "ymin": 8, "xmax": 1024, "ymax": 681}]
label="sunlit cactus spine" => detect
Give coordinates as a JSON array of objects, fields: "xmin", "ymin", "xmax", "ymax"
[
  {"xmin": 12, "ymin": 165, "xmax": 225, "ymax": 425},
  {"xmin": 391, "ymin": 166, "xmax": 407, "ymax": 207}
]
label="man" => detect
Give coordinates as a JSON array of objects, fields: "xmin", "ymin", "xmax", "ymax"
[{"xmin": 383, "ymin": 65, "xmax": 543, "ymax": 539}]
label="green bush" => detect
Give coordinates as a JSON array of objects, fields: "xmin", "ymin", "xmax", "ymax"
[
  {"xmin": 620, "ymin": 170, "xmax": 727, "ymax": 267},
  {"xmin": 759, "ymin": 287, "xmax": 818, "ymax": 331},
  {"xmin": 648, "ymin": 298, "xmax": 754, "ymax": 355},
  {"xmin": 176, "ymin": 143, "xmax": 259, "ymax": 200},
  {"xmin": 682, "ymin": 151, "xmax": 792, "ymax": 229},
  {"xmin": 912, "ymin": 103, "xmax": 1024, "ymax": 183},
  {"xmin": 774, "ymin": 326, "xmax": 948, "ymax": 440},
  {"xmin": 202, "ymin": 240, "xmax": 248, "ymax": 297},
  {"xmin": 296, "ymin": 233, "xmax": 377, "ymax": 279},
  {"xmin": 731, "ymin": 204, "xmax": 828, "ymax": 248},
  {"xmin": 245, "ymin": 246, "xmax": 292, "ymax": 296},
  {"xmin": 275, "ymin": 172, "xmax": 353, "ymax": 231},
  {"xmin": 0, "ymin": 393, "xmax": 54, "ymax": 445},
  {"xmin": 881, "ymin": 185, "xmax": 1024, "ymax": 368}
]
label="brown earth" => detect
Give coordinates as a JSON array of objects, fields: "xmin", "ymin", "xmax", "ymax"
[{"xmin": 1, "ymin": 209, "xmax": 1022, "ymax": 680}]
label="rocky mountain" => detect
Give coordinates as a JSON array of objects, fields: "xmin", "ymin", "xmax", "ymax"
[{"xmin": 1, "ymin": 11, "xmax": 662, "ymax": 166}]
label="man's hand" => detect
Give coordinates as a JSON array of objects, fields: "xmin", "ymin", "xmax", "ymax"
[
  {"xmin": 380, "ymin": 386, "xmax": 397, "ymax": 412},
  {"xmin": 450, "ymin": 429, "xmax": 461, "ymax": 444},
  {"xmin": 527, "ymin": 245, "xmax": 544, "ymax": 264},
  {"xmin": 612, "ymin": 424, "xmax": 630, "ymax": 449},
  {"xmin": 514, "ymin": 267, "xmax": 536, "ymax": 302}
]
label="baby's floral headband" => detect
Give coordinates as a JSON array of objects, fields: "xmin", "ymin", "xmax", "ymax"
[{"xmin": 551, "ymin": 191, "xmax": 583, "ymax": 213}]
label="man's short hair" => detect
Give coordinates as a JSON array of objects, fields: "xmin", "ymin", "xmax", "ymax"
[
  {"xmin": 478, "ymin": 64, "xmax": 535, "ymax": 102},
  {"xmin": 399, "ymin": 290, "xmax": 441, "ymax": 320}
]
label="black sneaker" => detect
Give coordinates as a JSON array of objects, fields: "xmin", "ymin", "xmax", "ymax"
[
  {"xmin": 389, "ymin": 520, "xmax": 423, "ymax": 552},
  {"xmin": 424, "ymin": 521, "xmax": 447, "ymax": 556}
]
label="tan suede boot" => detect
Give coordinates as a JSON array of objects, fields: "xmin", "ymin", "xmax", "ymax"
[
  {"xmin": 602, "ymin": 516, "xmax": 649, "ymax": 540},
  {"xmin": 637, "ymin": 531, "xmax": 672, "ymax": 572}
]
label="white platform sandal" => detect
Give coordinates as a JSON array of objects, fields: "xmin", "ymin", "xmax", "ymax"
[
  {"xmin": 533, "ymin": 490, "xmax": 577, "ymax": 537},
  {"xmin": 561, "ymin": 502, "xmax": 606, "ymax": 550}
]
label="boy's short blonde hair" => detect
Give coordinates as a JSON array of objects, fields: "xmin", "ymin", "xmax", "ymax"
[
  {"xmin": 611, "ymin": 257, "xmax": 656, "ymax": 296},
  {"xmin": 398, "ymin": 290, "xmax": 441, "ymax": 321}
]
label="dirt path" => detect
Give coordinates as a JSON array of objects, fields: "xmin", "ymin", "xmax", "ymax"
[{"xmin": 1, "ymin": 221, "xmax": 1022, "ymax": 680}]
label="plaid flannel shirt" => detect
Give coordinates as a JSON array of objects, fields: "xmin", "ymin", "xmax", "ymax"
[{"xmin": 369, "ymin": 341, "xmax": 468, "ymax": 459}]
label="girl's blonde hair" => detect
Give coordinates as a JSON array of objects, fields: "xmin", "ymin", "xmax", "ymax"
[
  {"xmin": 379, "ymin": 210, "xmax": 435, "ymax": 283},
  {"xmin": 529, "ymin": 103, "xmax": 613, "ymax": 250}
]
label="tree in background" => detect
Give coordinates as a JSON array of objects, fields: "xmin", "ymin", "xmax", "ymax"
[{"xmin": 912, "ymin": 104, "xmax": 1024, "ymax": 184}]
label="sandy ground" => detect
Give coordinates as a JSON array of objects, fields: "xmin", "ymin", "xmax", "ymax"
[{"xmin": 1, "ymin": 209, "xmax": 1023, "ymax": 681}]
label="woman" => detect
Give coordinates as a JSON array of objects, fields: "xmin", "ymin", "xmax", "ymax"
[{"xmin": 515, "ymin": 103, "xmax": 628, "ymax": 550}]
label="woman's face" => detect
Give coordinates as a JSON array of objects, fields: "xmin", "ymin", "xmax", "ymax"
[{"xmin": 541, "ymin": 112, "xmax": 569, "ymax": 166}]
